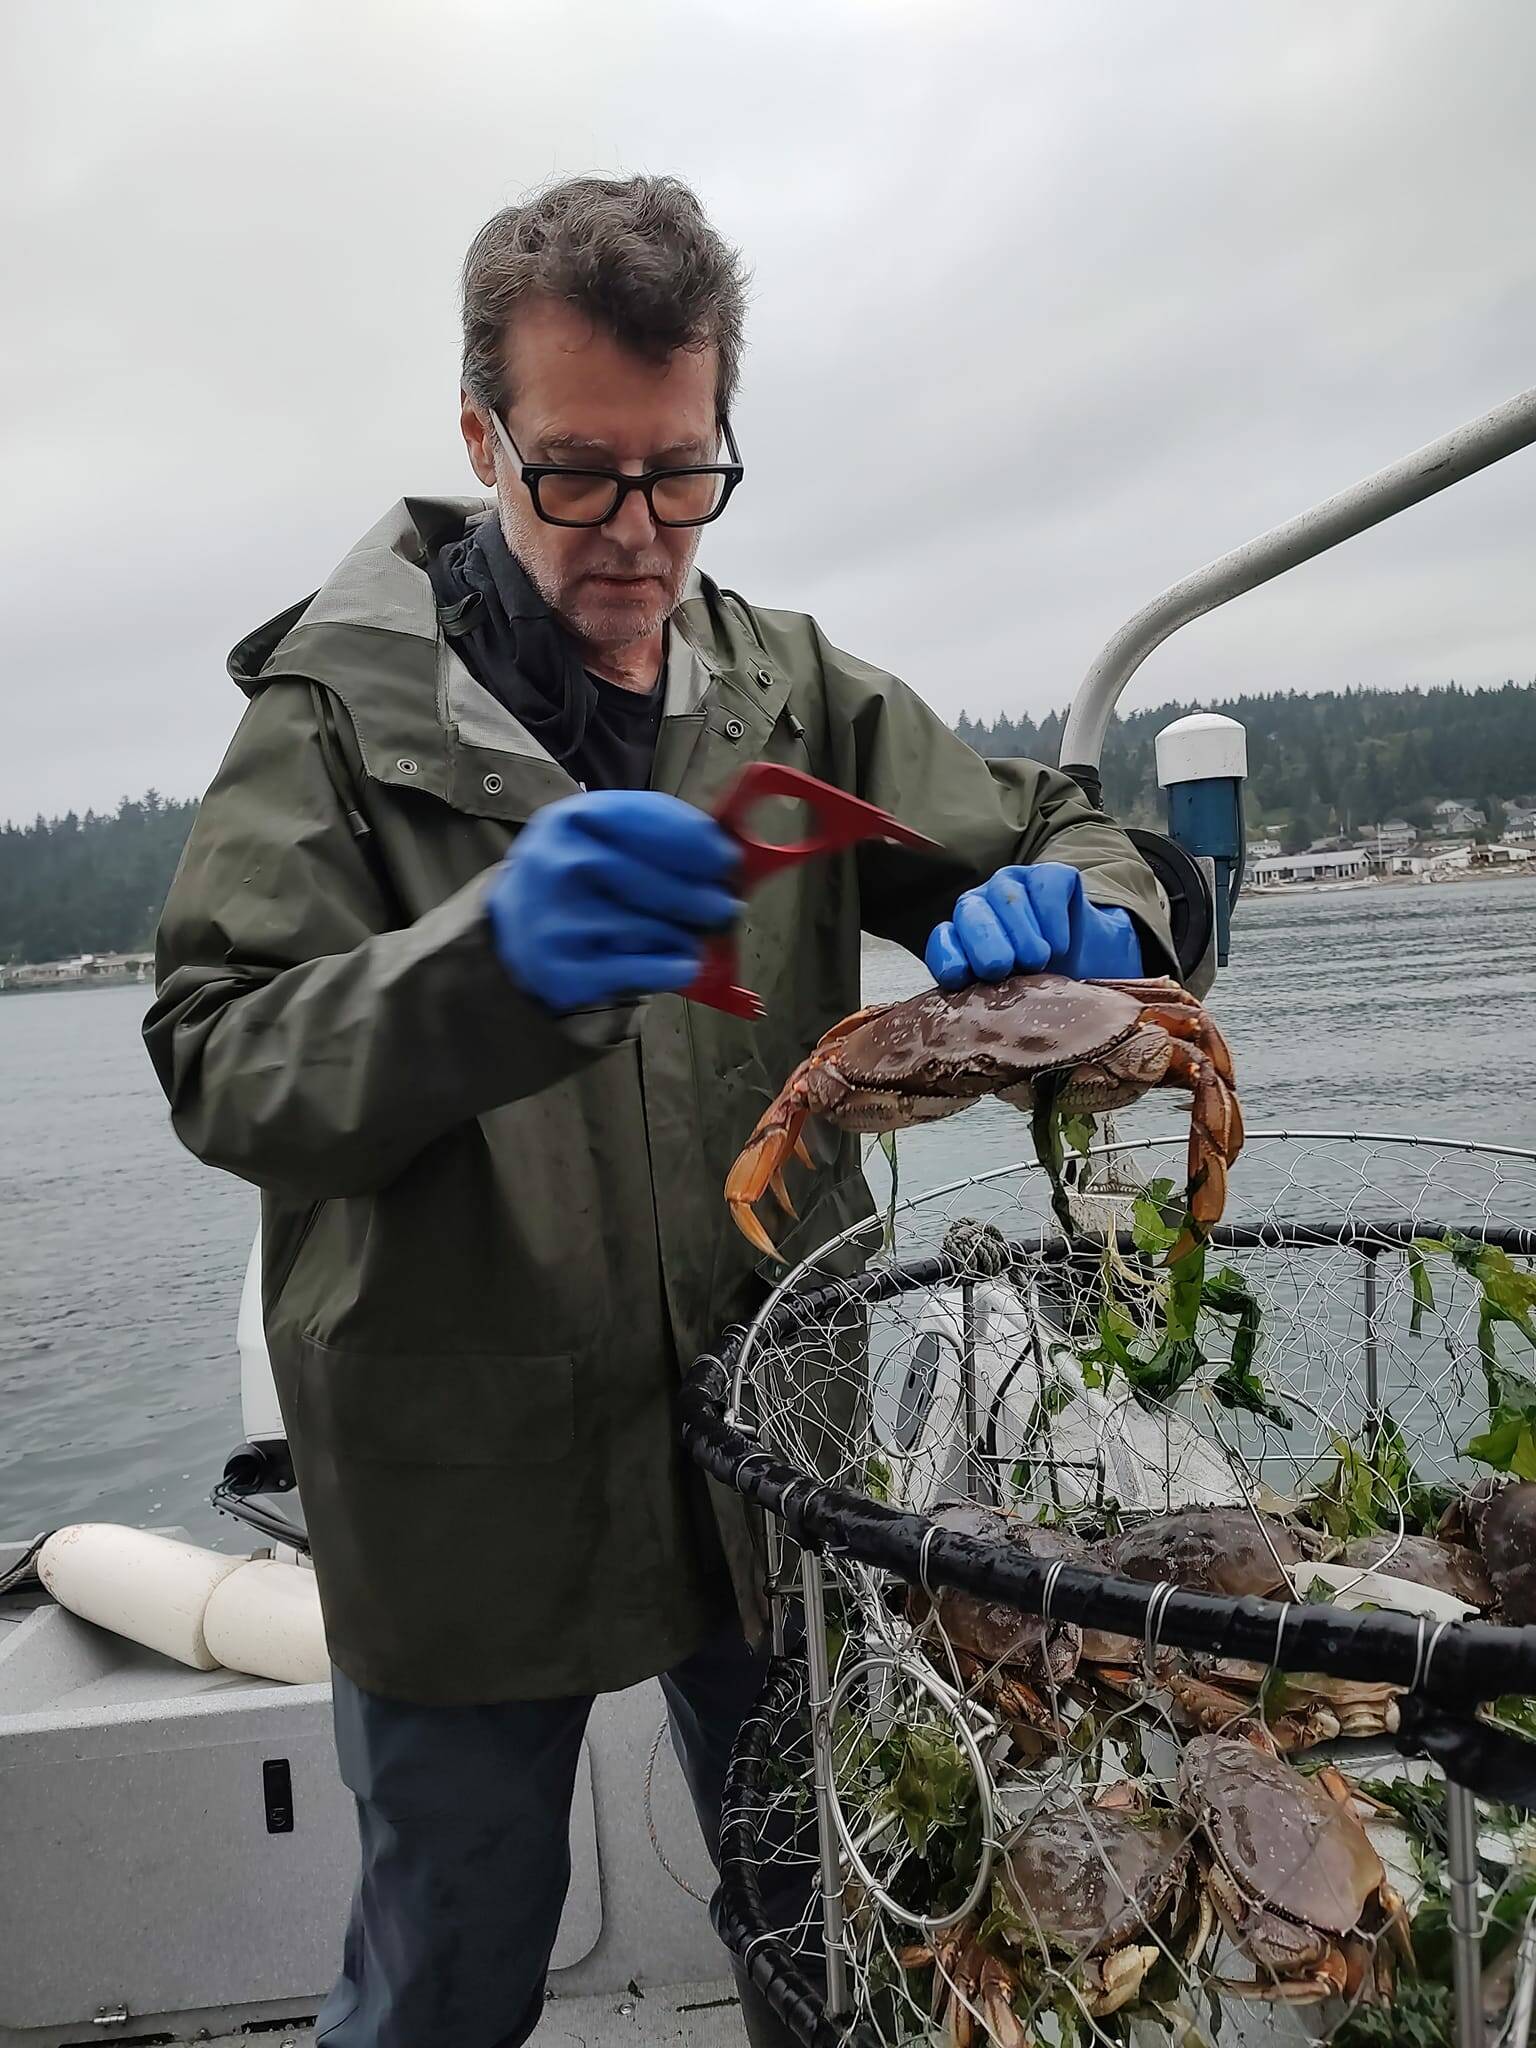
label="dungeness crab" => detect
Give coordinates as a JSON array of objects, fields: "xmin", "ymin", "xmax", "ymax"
[
  {"xmin": 910, "ymin": 1506, "xmax": 1400, "ymax": 1751},
  {"xmin": 1104, "ymin": 1510, "xmax": 1401, "ymax": 1749},
  {"xmin": 900, "ymin": 1782, "xmax": 1211, "ymax": 2044},
  {"xmin": 1338, "ymin": 1530, "xmax": 1495, "ymax": 1607},
  {"xmin": 725, "ymin": 972, "xmax": 1244, "ymax": 1259},
  {"xmin": 1179, "ymin": 1731, "xmax": 1409, "ymax": 2003},
  {"xmin": 899, "ymin": 1742, "xmax": 1404, "ymax": 2044},
  {"xmin": 1438, "ymin": 1477, "xmax": 1536, "ymax": 1623},
  {"xmin": 904, "ymin": 1506, "xmax": 1086, "ymax": 1748}
]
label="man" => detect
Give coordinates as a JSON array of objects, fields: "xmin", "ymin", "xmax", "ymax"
[{"xmin": 146, "ymin": 175, "xmax": 1174, "ymax": 2047}]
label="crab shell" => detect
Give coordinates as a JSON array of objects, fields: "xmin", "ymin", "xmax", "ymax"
[
  {"xmin": 903, "ymin": 1787, "xmax": 1209, "ymax": 2033},
  {"xmin": 725, "ymin": 972, "xmax": 1243, "ymax": 1260},
  {"xmin": 997, "ymin": 1800, "xmax": 1198, "ymax": 1994},
  {"xmin": 1178, "ymin": 1733, "xmax": 1401, "ymax": 2000},
  {"xmin": 798, "ymin": 976, "xmax": 1189, "ymax": 1119},
  {"xmin": 1107, "ymin": 1508, "xmax": 1313, "ymax": 1600},
  {"xmin": 1340, "ymin": 1531, "xmax": 1495, "ymax": 1608}
]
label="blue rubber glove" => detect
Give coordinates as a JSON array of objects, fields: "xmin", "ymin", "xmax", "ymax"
[
  {"xmin": 924, "ymin": 862, "xmax": 1142, "ymax": 989},
  {"xmin": 488, "ymin": 790, "xmax": 742, "ymax": 1014}
]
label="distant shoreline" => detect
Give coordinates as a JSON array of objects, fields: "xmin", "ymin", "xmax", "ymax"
[
  {"xmin": 4, "ymin": 867, "xmax": 1534, "ymax": 997},
  {"xmin": 1248, "ymin": 862, "xmax": 1535, "ymax": 898},
  {"xmin": 0, "ymin": 973, "xmax": 153, "ymax": 998}
]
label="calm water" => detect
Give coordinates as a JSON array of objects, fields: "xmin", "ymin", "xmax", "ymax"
[{"xmin": 3, "ymin": 875, "xmax": 1535, "ymax": 1546}]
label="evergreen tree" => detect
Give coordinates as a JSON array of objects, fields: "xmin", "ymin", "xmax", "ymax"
[
  {"xmin": 960, "ymin": 680, "xmax": 1536, "ymax": 837},
  {"xmin": 0, "ymin": 795, "xmax": 199, "ymax": 964}
]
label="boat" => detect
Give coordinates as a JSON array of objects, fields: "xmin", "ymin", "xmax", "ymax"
[
  {"xmin": 1, "ymin": 1275, "xmax": 730, "ymax": 2046},
  {"xmin": 6, "ymin": 381, "xmax": 1536, "ymax": 2047}
]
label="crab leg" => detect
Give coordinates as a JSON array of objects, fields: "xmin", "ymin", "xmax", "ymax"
[
  {"xmin": 1135, "ymin": 994, "xmax": 1239, "ymax": 1089},
  {"xmin": 1213, "ymin": 1958, "xmax": 1352, "ymax": 2003},
  {"xmin": 1143, "ymin": 1025, "xmax": 1244, "ymax": 1256},
  {"xmin": 976, "ymin": 1955, "xmax": 1030, "ymax": 2048},
  {"xmin": 1168, "ymin": 1669, "xmax": 1342, "ymax": 1752},
  {"xmin": 724, "ymin": 1003, "xmax": 890, "ymax": 1258},
  {"xmin": 726, "ymin": 1084, "xmax": 812, "ymax": 1258},
  {"xmin": 1053, "ymin": 979, "xmax": 1242, "ymax": 1244}
]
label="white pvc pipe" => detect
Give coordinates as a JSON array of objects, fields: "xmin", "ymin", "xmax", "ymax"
[
  {"xmin": 39, "ymin": 1525, "xmax": 243, "ymax": 1671},
  {"xmin": 38, "ymin": 1524, "xmax": 329, "ymax": 1684},
  {"xmin": 203, "ymin": 1558, "xmax": 329, "ymax": 1685}
]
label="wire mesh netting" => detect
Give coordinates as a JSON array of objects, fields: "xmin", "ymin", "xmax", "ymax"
[{"xmin": 691, "ymin": 1131, "xmax": 1536, "ymax": 2048}]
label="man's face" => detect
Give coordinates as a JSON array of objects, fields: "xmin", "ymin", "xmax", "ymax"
[{"xmin": 461, "ymin": 297, "xmax": 719, "ymax": 652}]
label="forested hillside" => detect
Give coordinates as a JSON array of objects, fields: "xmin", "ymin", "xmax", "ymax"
[
  {"xmin": 0, "ymin": 795, "xmax": 198, "ymax": 964},
  {"xmin": 4, "ymin": 681, "xmax": 1535, "ymax": 961},
  {"xmin": 958, "ymin": 680, "xmax": 1536, "ymax": 849}
]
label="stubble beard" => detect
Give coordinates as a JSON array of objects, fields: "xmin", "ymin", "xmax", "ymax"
[{"xmin": 494, "ymin": 479, "xmax": 698, "ymax": 654}]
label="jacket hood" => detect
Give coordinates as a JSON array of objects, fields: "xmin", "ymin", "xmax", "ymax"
[{"xmin": 227, "ymin": 497, "xmax": 487, "ymax": 696}]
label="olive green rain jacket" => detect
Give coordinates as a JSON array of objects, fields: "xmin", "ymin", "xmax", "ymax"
[{"xmin": 145, "ymin": 497, "xmax": 1175, "ymax": 1705}]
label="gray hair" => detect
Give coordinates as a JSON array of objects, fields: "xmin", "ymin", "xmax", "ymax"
[{"xmin": 461, "ymin": 175, "xmax": 748, "ymax": 420}]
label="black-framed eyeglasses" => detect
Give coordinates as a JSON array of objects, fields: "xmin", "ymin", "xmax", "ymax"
[{"xmin": 489, "ymin": 410, "xmax": 744, "ymax": 529}]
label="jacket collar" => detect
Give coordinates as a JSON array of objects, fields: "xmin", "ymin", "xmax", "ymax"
[{"xmin": 227, "ymin": 497, "xmax": 792, "ymax": 823}]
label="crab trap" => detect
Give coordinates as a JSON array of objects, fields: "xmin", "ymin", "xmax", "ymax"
[{"xmin": 685, "ymin": 1131, "xmax": 1536, "ymax": 2048}]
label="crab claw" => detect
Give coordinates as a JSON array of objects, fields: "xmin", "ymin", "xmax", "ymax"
[
  {"xmin": 1159, "ymin": 1040, "xmax": 1245, "ymax": 1263},
  {"xmin": 976, "ymin": 1955, "xmax": 1029, "ymax": 2048},
  {"xmin": 725, "ymin": 1091, "xmax": 812, "ymax": 1260}
]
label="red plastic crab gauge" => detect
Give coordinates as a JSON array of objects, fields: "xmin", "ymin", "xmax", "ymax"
[{"xmin": 684, "ymin": 762, "xmax": 939, "ymax": 1019}]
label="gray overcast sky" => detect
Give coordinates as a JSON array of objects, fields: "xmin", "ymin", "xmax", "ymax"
[{"xmin": 4, "ymin": 0, "xmax": 1535, "ymax": 824}]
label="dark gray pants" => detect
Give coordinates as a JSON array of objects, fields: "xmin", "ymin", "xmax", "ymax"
[{"xmin": 316, "ymin": 1623, "xmax": 805, "ymax": 2048}]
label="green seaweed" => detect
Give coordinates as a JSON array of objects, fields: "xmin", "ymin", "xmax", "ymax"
[{"xmin": 1078, "ymin": 1181, "xmax": 1288, "ymax": 1425}]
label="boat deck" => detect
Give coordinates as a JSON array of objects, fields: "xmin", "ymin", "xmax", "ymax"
[
  {"xmin": 198, "ymin": 1980, "xmax": 744, "ymax": 2048},
  {"xmin": 1, "ymin": 1536, "xmax": 740, "ymax": 2048}
]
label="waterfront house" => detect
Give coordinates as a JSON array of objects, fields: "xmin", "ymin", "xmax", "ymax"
[
  {"xmin": 82, "ymin": 952, "xmax": 155, "ymax": 981},
  {"xmin": 1432, "ymin": 800, "xmax": 1486, "ymax": 836},
  {"xmin": 1, "ymin": 952, "xmax": 155, "ymax": 991},
  {"xmin": 1356, "ymin": 819, "xmax": 1418, "ymax": 872},
  {"xmin": 1355, "ymin": 819, "xmax": 1416, "ymax": 851},
  {"xmin": 1249, "ymin": 848, "xmax": 1373, "ymax": 885},
  {"xmin": 1468, "ymin": 842, "xmax": 1534, "ymax": 868}
]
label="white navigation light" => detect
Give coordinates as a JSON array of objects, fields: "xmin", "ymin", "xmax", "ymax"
[
  {"xmin": 1154, "ymin": 713, "xmax": 1249, "ymax": 969},
  {"xmin": 1155, "ymin": 712, "xmax": 1248, "ymax": 788}
]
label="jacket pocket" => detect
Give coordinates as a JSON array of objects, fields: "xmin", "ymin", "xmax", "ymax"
[{"xmin": 293, "ymin": 1335, "xmax": 575, "ymax": 1469}]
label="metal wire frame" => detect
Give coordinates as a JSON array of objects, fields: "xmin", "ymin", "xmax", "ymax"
[
  {"xmin": 690, "ymin": 1375, "xmax": 1536, "ymax": 2043},
  {"xmin": 706, "ymin": 1131, "xmax": 1536, "ymax": 1705},
  {"xmin": 715, "ymin": 1656, "xmax": 881, "ymax": 2048},
  {"xmin": 726, "ymin": 1131, "xmax": 1536, "ymax": 1650},
  {"xmin": 688, "ymin": 1352, "xmax": 1536, "ymax": 1734},
  {"xmin": 692, "ymin": 1134, "xmax": 1536, "ymax": 2046},
  {"xmin": 728, "ymin": 1127, "xmax": 1536, "ymax": 1421}
]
